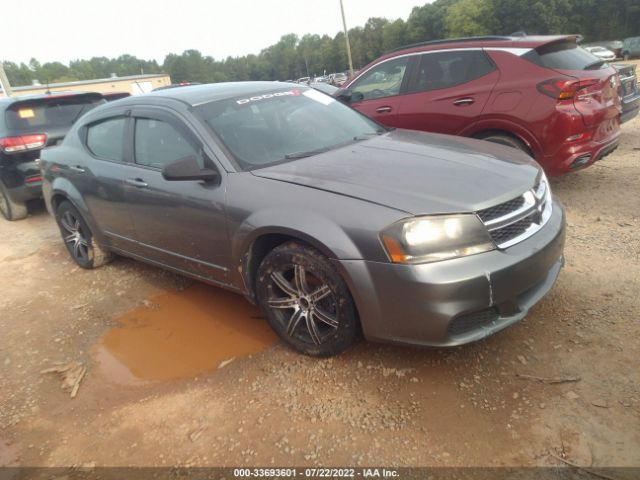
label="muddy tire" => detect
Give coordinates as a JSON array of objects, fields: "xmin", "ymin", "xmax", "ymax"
[
  {"xmin": 477, "ymin": 133, "xmax": 531, "ymax": 156},
  {"xmin": 256, "ymin": 241, "xmax": 358, "ymax": 357},
  {"xmin": 0, "ymin": 183, "xmax": 28, "ymax": 221},
  {"xmin": 55, "ymin": 200, "xmax": 113, "ymax": 269}
]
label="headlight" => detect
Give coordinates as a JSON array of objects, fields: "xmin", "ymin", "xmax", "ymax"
[
  {"xmin": 540, "ymin": 171, "xmax": 552, "ymax": 204},
  {"xmin": 380, "ymin": 214, "xmax": 495, "ymax": 264}
]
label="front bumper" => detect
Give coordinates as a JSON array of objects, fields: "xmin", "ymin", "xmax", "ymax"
[{"xmin": 338, "ymin": 201, "xmax": 565, "ymax": 347}]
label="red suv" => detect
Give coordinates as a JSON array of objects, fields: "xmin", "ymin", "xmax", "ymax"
[{"xmin": 336, "ymin": 35, "xmax": 622, "ymax": 176}]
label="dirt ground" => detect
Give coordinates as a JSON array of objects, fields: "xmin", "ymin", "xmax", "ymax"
[{"xmin": 0, "ymin": 117, "xmax": 639, "ymax": 472}]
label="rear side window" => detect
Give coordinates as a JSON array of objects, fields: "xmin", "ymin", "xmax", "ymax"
[
  {"xmin": 86, "ymin": 117, "xmax": 126, "ymax": 162},
  {"xmin": 134, "ymin": 118, "xmax": 201, "ymax": 169},
  {"xmin": 524, "ymin": 41, "xmax": 602, "ymax": 70},
  {"xmin": 5, "ymin": 97, "xmax": 104, "ymax": 131},
  {"xmin": 409, "ymin": 50, "xmax": 495, "ymax": 93}
]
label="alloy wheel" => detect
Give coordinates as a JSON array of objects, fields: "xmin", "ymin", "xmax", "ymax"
[
  {"xmin": 267, "ymin": 264, "xmax": 339, "ymax": 345},
  {"xmin": 60, "ymin": 210, "xmax": 90, "ymax": 262}
]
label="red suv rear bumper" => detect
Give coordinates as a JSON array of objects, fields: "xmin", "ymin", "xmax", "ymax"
[{"xmin": 539, "ymin": 119, "xmax": 621, "ymax": 176}]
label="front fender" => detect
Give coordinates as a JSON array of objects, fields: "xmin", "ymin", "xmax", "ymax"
[
  {"xmin": 229, "ymin": 207, "xmax": 366, "ymax": 293},
  {"xmin": 236, "ymin": 208, "xmax": 364, "ymax": 260}
]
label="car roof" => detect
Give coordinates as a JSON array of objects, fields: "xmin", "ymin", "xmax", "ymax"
[
  {"xmin": 0, "ymin": 91, "xmax": 102, "ymax": 108},
  {"xmin": 382, "ymin": 34, "xmax": 579, "ymax": 59},
  {"xmin": 340, "ymin": 34, "xmax": 579, "ymax": 80},
  {"xmin": 113, "ymin": 81, "xmax": 302, "ymax": 108}
]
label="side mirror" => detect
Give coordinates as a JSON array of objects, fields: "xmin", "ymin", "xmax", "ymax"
[
  {"xmin": 335, "ymin": 88, "xmax": 352, "ymax": 104},
  {"xmin": 350, "ymin": 91, "xmax": 364, "ymax": 103},
  {"xmin": 162, "ymin": 155, "xmax": 219, "ymax": 182}
]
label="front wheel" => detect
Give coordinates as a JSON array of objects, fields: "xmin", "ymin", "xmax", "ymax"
[
  {"xmin": 55, "ymin": 200, "xmax": 113, "ymax": 269},
  {"xmin": 256, "ymin": 242, "xmax": 359, "ymax": 357}
]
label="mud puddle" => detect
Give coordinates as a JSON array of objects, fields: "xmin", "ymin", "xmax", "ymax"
[{"xmin": 95, "ymin": 283, "xmax": 277, "ymax": 382}]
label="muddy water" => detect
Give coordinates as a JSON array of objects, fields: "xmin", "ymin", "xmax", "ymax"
[{"xmin": 95, "ymin": 283, "xmax": 277, "ymax": 382}]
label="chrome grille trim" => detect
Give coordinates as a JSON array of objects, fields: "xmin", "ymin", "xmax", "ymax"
[{"xmin": 477, "ymin": 176, "xmax": 552, "ymax": 249}]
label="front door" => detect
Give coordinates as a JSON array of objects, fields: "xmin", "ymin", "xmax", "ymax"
[
  {"xmin": 347, "ymin": 56, "xmax": 411, "ymax": 128},
  {"xmin": 123, "ymin": 108, "xmax": 230, "ymax": 284}
]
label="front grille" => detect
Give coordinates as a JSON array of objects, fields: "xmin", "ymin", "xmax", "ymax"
[
  {"xmin": 488, "ymin": 214, "xmax": 536, "ymax": 244},
  {"xmin": 477, "ymin": 196, "xmax": 525, "ymax": 223},
  {"xmin": 476, "ymin": 178, "xmax": 552, "ymax": 249},
  {"xmin": 449, "ymin": 307, "xmax": 499, "ymax": 336}
]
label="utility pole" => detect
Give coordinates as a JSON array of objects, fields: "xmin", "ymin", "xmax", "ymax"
[
  {"xmin": 0, "ymin": 63, "xmax": 13, "ymax": 97},
  {"xmin": 339, "ymin": 0, "xmax": 354, "ymax": 77}
]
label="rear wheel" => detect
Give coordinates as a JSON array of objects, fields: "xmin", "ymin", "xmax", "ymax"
[
  {"xmin": 256, "ymin": 241, "xmax": 358, "ymax": 357},
  {"xmin": 55, "ymin": 200, "xmax": 113, "ymax": 269},
  {"xmin": 0, "ymin": 183, "xmax": 28, "ymax": 221},
  {"xmin": 623, "ymin": 52, "xmax": 630, "ymax": 60},
  {"xmin": 477, "ymin": 133, "xmax": 531, "ymax": 156}
]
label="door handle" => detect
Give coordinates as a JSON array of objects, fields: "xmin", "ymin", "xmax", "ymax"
[
  {"xmin": 70, "ymin": 165, "xmax": 85, "ymax": 173},
  {"xmin": 125, "ymin": 178, "xmax": 148, "ymax": 188},
  {"xmin": 376, "ymin": 106, "xmax": 393, "ymax": 113},
  {"xmin": 453, "ymin": 97, "xmax": 475, "ymax": 106}
]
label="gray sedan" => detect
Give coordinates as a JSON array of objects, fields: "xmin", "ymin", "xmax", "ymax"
[{"xmin": 41, "ymin": 82, "xmax": 565, "ymax": 357}]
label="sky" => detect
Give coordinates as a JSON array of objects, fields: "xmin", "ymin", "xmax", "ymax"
[{"xmin": 1, "ymin": 0, "xmax": 427, "ymax": 65}]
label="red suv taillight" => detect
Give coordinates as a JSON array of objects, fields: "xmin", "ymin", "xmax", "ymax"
[
  {"xmin": 0, "ymin": 134, "xmax": 47, "ymax": 153},
  {"xmin": 536, "ymin": 78, "xmax": 599, "ymax": 100}
]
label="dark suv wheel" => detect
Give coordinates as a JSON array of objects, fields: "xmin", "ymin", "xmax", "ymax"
[
  {"xmin": 256, "ymin": 241, "xmax": 359, "ymax": 357},
  {"xmin": 0, "ymin": 183, "xmax": 28, "ymax": 221},
  {"xmin": 54, "ymin": 200, "xmax": 113, "ymax": 269}
]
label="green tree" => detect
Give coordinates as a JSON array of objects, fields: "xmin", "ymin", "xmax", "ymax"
[
  {"xmin": 2, "ymin": 61, "xmax": 34, "ymax": 86},
  {"xmin": 445, "ymin": 0, "xmax": 495, "ymax": 37}
]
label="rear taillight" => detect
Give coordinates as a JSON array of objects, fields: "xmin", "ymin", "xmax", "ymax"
[
  {"xmin": 537, "ymin": 78, "xmax": 599, "ymax": 100},
  {"xmin": 0, "ymin": 134, "xmax": 47, "ymax": 153}
]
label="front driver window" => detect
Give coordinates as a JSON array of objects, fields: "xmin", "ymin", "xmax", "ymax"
[
  {"xmin": 350, "ymin": 57, "xmax": 409, "ymax": 101},
  {"xmin": 134, "ymin": 118, "xmax": 203, "ymax": 169}
]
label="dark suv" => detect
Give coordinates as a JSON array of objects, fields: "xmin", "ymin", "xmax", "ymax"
[
  {"xmin": 622, "ymin": 36, "xmax": 640, "ymax": 60},
  {"xmin": 0, "ymin": 92, "xmax": 104, "ymax": 220},
  {"xmin": 336, "ymin": 35, "xmax": 622, "ymax": 176}
]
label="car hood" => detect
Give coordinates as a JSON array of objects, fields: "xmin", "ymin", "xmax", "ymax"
[{"xmin": 251, "ymin": 130, "xmax": 541, "ymax": 215}]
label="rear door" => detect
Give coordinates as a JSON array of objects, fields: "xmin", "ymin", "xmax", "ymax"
[
  {"xmin": 346, "ymin": 56, "xmax": 411, "ymax": 127},
  {"xmin": 396, "ymin": 50, "xmax": 499, "ymax": 134},
  {"xmin": 122, "ymin": 107, "xmax": 230, "ymax": 283},
  {"xmin": 79, "ymin": 112, "xmax": 138, "ymax": 249}
]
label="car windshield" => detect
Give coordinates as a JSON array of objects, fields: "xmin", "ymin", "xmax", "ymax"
[{"xmin": 195, "ymin": 87, "xmax": 383, "ymax": 170}]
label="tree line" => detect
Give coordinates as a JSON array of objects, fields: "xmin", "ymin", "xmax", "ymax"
[{"xmin": 3, "ymin": 0, "xmax": 639, "ymax": 87}]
